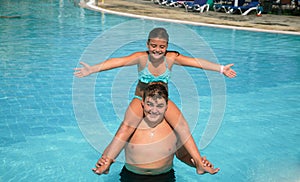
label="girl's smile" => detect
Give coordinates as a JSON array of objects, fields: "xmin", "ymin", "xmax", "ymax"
[{"xmin": 147, "ymin": 38, "xmax": 168, "ymax": 61}]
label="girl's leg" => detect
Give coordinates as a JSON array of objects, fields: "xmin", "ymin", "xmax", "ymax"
[
  {"xmin": 101, "ymin": 98, "xmax": 143, "ymax": 159},
  {"xmin": 165, "ymin": 100, "xmax": 205, "ymax": 174}
]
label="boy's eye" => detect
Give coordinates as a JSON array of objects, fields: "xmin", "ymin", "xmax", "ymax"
[
  {"xmin": 146, "ymin": 102, "xmax": 153, "ymax": 107},
  {"xmin": 157, "ymin": 105, "xmax": 164, "ymax": 108}
]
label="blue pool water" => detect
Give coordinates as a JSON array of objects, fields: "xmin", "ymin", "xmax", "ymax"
[{"xmin": 1, "ymin": 0, "xmax": 299, "ymax": 181}]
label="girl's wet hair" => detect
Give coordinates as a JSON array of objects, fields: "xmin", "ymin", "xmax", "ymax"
[
  {"xmin": 143, "ymin": 82, "xmax": 168, "ymax": 103},
  {"xmin": 148, "ymin": 27, "xmax": 169, "ymax": 42},
  {"xmin": 147, "ymin": 28, "xmax": 181, "ymax": 57}
]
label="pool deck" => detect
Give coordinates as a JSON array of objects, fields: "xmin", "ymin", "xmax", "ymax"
[{"xmin": 80, "ymin": 0, "xmax": 300, "ymax": 35}]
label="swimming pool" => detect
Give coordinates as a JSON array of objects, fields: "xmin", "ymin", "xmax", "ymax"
[{"xmin": 1, "ymin": 0, "xmax": 299, "ymax": 181}]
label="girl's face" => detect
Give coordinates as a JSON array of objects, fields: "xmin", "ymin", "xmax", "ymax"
[{"xmin": 147, "ymin": 38, "xmax": 168, "ymax": 60}]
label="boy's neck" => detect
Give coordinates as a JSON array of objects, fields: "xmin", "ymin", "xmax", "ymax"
[{"xmin": 139, "ymin": 118, "xmax": 164, "ymax": 129}]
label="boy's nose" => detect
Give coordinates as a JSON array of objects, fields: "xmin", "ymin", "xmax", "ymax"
[{"xmin": 152, "ymin": 107, "xmax": 160, "ymax": 114}]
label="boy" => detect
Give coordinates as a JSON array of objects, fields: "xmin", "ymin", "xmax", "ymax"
[{"xmin": 93, "ymin": 83, "xmax": 219, "ymax": 181}]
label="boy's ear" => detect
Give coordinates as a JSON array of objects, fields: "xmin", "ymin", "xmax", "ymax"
[{"xmin": 141, "ymin": 100, "xmax": 144, "ymax": 107}]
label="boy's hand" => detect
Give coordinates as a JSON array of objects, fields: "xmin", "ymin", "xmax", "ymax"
[
  {"xmin": 191, "ymin": 156, "xmax": 220, "ymax": 175},
  {"xmin": 92, "ymin": 155, "xmax": 115, "ymax": 175}
]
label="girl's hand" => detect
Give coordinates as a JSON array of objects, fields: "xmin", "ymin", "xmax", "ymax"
[
  {"xmin": 223, "ymin": 64, "xmax": 236, "ymax": 78},
  {"xmin": 74, "ymin": 62, "xmax": 92, "ymax": 78}
]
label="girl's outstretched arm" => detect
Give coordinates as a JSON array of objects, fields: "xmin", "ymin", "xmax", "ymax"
[
  {"xmin": 222, "ymin": 63, "xmax": 236, "ymax": 78},
  {"xmin": 73, "ymin": 52, "xmax": 144, "ymax": 78},
  {"xmin": 173, "ymin": 54, "xmax": 236, "ymax": 78}
]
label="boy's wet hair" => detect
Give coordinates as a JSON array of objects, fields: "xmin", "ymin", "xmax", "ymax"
[
  {"xmin": 148, "ymin": 27, "xmax": 169, "ymax": 42},
  {"xmin": 143, "ymin": 82, "xmax": 168, "ymax": 103}
]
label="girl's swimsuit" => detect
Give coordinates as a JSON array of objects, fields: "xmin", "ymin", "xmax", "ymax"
[
  {"xmin": 138, "ymin": 56, "xmax": 171, "ymax": 84},
  {"xmin": 134, "ymin": 56, "xmax": 171, "ymax": 100}
]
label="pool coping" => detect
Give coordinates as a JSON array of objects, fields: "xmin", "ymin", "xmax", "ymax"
[{"xmin": 82, "ymin": 0, "xmax": 300, "ymax": 35}]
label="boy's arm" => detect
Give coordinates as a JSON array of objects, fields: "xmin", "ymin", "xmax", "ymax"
[
  {"xmin": 92, "ymin": 156, "xmax": 114, "ymax": 175},
  {"xmin": 175, "ymin": 145, "xmax": 195, "ymax": 167},
  {"xmin": 102, "ymin": 98, "xmax": 143, "ymax": 159},
  {"xmin": 102, "ymin": 122, "xmax": 136, "ymax": 160},
  {"xmin": 92, "ymin": 111, "xmax": 141, "ymax": 175},
  {"xmin": 94, "ymin": 97, "xmax": 143, "ymax": 174},
  {"xmin": 92, "ymin": 123, "xmax": 136, "ymax": 175},
  {"xmin": 175, "ymin": 146, "xmax": 213, "ymax": 168},
  {"xmin": 175, "ymin": 145, "xmax": 220, "ymax": 174}
]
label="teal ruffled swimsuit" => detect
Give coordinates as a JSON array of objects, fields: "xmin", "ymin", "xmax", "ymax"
[{"xmin": 134, "ymin": 56, "xmax": 171, "ymax": 100}]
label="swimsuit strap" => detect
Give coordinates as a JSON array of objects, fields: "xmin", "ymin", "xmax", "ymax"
[
  {"xmin": 147, "ymin": 54, "xmax": 168, "ymax": 69},
  {"xmin": 164, "ymin": 56, "xmax": 168, "ymax": 68},
  {"xmin": 146, "ymin": 54, "xmax": 150, "ymax": 67}
]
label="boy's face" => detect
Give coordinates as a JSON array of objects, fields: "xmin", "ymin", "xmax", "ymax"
[
  {"xmin": 147, "ymin": 38, "xmax": 168, "ymax": 60},
  {"xmin": 143, "ymin": 96, "xmax": 167, "ymax": 125}
]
